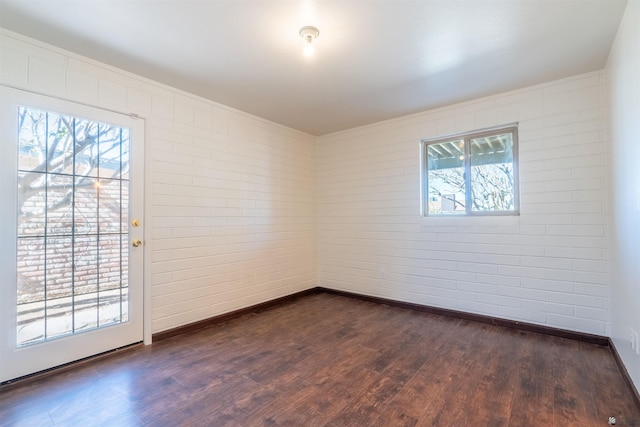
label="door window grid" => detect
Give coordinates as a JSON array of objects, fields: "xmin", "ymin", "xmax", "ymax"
[{"xmin": 16, "ymin": 106, "xmax": 130, "ymax": 346}]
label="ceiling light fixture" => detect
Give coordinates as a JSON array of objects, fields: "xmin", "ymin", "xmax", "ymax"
[{"xmin": 299, "ymin": 26, "xmax": 319, "ymax": 57}]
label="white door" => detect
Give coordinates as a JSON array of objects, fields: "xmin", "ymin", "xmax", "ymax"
[{"xmin": 0, "ymin": 87, "xmax": 144, "ymax": 383}]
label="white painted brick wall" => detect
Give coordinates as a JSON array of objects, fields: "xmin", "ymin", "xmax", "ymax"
[
  {"xmin": 1, "ymin": 28, "xmax": 613, "ymax": 338},
  {"xmin": 317, "ymin": 72, "xmax": 610, "ymax": 335},
  {"xmin": 1, "ymin": 30, "xmax": 317, "ymax": 334}
]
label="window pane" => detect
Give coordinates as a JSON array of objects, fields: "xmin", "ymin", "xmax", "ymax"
[
  {"xmin": 99, "ymin": 125, "xmax": 126, "ymax": 179},
  {"xmin": 427, "ymin": 140, "xmax": 466, "ymax": 214},
  {"xmin": 46, "ymin": 296, "xmax": 73, "ymax": 339},
  {"xmin": 75, "ymin": 294, "xmax": 98, "ymax": 332},
  {"xmin": 47, "ymin": 174, "xmax": 74, "ymax": 236},
  {"xmin": 121, "ymin": 287, "xmax": 129, "ymax": 323},
  {"xmin": 46, "ymin": 237, "xmax": 73, "ymax": 300},
  {"xmin": 18, "ymin": 107, "xmax": 47, "ymax": 172},
  {"xmin": 98, "ymin": 179, "xmax": 122, "ymax": 234},
  {"xmin": 17, "ymin": 171, "xmax": 46, "ymax": 237},
  {"xmin": 120, "ymin": 128, "xmax": 130, "ymax": 180},
  {"xmin": 74, "ymin": 235, "xmax": 99, "ymax": 296},
  {"xmin": 17, "ymin": 301, "xmax": 45, "ymax": 346},
  {"xmin": 17, "ymin": 237, "xmax": 45, "ymax": 305},
  {"xmin": 121, "ymin": 181, "xmax": 130, "ymax": 233},
  {"xmin": 99, "ymin": 235, "xmax": 122, "ymax": 292},
  {"xmin": 99, "ymin": 288, "xmax": 123, "ymax": 327},
  {"xmin": 16, "ymin": 229, "xmax": 47, "ymax": 345},
  {"xmin": 74, "ymin": 176, "xmax": 98, "ymax": 235},
  {"xmin": 47, "ymin": 112, "xmax": 74, "ymax": 175},
  {"xmin": 469, "ymin": 133, "xmax": 515, "ymax": 212},
  {"xmin": 74, "ymin": 119, "xmax": 99, "ymax": 178}
]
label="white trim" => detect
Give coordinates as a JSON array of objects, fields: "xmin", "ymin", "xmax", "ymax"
[
  {"xmin": 0, "ymin": 83, "xmax": 140, "ymax": 119},
  {"xmin": 143, "ymin": 115, "xmax": 152, "ymax": 345},
  {"xmin": 420, "ymin": 122, "xmax": 519, "ymax": 145}
]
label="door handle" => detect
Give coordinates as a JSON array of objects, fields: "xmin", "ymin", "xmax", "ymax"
[{"xmin": 132, "ymin": 239, "xmax": 142, "ymax": 247}]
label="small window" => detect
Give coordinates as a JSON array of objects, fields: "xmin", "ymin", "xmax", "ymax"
[{"xmin": 421, "ymin": 124, "xmax": 519, "ymax": 216}]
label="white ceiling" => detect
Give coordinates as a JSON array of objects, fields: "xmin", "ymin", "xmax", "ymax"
[{"xmin": 0, "ymin": 0, "xmax": 628, "ymax": 136}]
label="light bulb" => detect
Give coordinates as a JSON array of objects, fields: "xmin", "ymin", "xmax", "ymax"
[{"xmin": 303, "ymin": 40, "xmax": 315, "ymax": 57}]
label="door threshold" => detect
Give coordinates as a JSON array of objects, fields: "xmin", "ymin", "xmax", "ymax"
[{"xmin": 0, "ymin": 341, "xmax": 143, "ymax": 388}]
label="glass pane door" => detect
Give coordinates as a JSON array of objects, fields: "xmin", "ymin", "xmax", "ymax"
[
  {"xmin": 1, "ymin": 87, "xmax": 144, "ymax": 383},
  {"xmin": 16, "ymin": 107, "xmax": 131, "ymax": 346}
]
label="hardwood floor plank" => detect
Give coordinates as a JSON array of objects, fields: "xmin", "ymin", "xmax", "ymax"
[
  {"xmin": 459, "ymin": 327, "xmax": 521, "ymax": 426},
  {"xmin": 551, "ymin": 337, "xmax": 593, "ymax": 424},
  {"xmin": 506, "ymin": 332, "xmax": 554, "ymax": 426}
]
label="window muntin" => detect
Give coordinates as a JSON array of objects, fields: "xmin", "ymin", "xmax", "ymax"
[
  {"xmin": 16, "ymin": 106, "xmax": 131, "ymax": 346},
  {"xmin": 422, "ymin": 125, "xmax": 519, "ymax": 216}
]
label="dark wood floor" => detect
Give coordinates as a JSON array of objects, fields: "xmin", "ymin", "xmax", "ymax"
[{"xmin": 1, "ymin": 292, "xmax": 639, "ymax": 426}]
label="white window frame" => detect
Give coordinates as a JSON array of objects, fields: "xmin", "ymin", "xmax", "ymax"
[{"xmin": 420, "ymin": 123, "xmax": 520, "ymax": 217}]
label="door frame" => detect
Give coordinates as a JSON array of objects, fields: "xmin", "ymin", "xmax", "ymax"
[{"xmin": 0, "ymin": 85, "xmax": 152, "ymax": 382}]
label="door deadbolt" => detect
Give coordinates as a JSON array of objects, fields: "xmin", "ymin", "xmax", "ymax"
[
  {"xmin": 132, "ymin": 239, "xmax": 142, "ymax": 247},
  {"xmin": 131, "ymin": 219, "xmax": 140, "ymax": 227}
]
